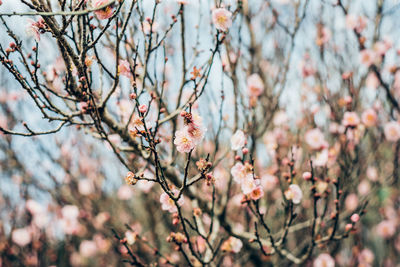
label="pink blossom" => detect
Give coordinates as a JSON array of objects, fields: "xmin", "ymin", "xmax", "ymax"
[
  {"xmin": 125, "ymin": 230, "xmax": 137, "ymax": 245},
  {"xmin": 342, "ymin": 111, "xmax": 360, "ymax": 127},
  {"xmin": 376, "ymin": 220, "xmax": 396, "ymax": 239},
  {"xmin": 130, "ymin": 114, "xmax": 145, "ymax": 132},
  {"xmin": 12, "ymin": 228, "xmax": 32, "ymax": 247},
  {"xmin": 366, "ymin": 167, "xmax": 378, "ymax": 181},
  {"xmin": 25, "ymin": 19, "xmax": 41, "ymax": 42},
  {"xmin": 61, "ymin": 208, "xmax": 81, "ymax": 235},
  {"xmin": 231, "ymin": 162, "xmax": 252, "ymax": 183},
  {"xmin": 360, "ymin": 49, "xmax": 377, "ymax": 67},
  {"xmin": 350, "ymin": 213, "xmax": 360, "ymax": 223},
  {"xmin": 26, "ymin": 199, "xmax": 44, "ymax": 215},
  {"xmin": 240, "ymin": 176, "xmax": 257, "ymax": 195},
  {"xmin": 246, "ymin": 73, "xmax": 264, "ymax": 97},
  {"xmin": 313, "ymin": 149, "xmax": 329, "ymax": 167},
  {"xmin": 357, "ymin": 180, "xmax": 370, "ymax": 196},
  {"xmin": 361, "ymin": 109, "xmax": 377, "ymax": 127},
  {"xmin": 160, "ymin": 189, "xmax": 184, "ymax": 213},
  {"xmin": 345, "ymin": 193, "xmax": 358, "ymax": 212},
  {"xmin": 118, "ymin": 60, "xmax": 131, "ymax": 78},
  {"xmin": 384, "ymin": 121, "xmax": 400, "ymax": 142},
  {"xmin": 359, "ymin": 249, "xmax": 374, "ymax": 265},
  {"xmin": 273, "ymin": 111, "xmax": 288, "ymax": 126},
  {"xmin": 313, "ymin": 253, "xmax": 335, "ymax": 267},
  {"xmin": 250, "ymin": 186, "xmax": 264, "ymax": 200},
  {"xmin": 302, "ymin": 171, "xmax": 312, "ymax": 180},
  {"xmin": 212, "ymin": 8, "xmax": 232, "ymax": 32},
  {"xmin": 346, "ymin": 14, "xmax": 367, "ymax": 33},
  {"xmin": 231, "ymin": 130, "xmax": 246, "ymax": 150},
  {"xmin": 79, "ymin": 240, "xmax": 98, "ymax": 257},
  {"xmin": 78, "ymin": 179, "xmax": 95, "ymax": 195},
  {"xmin": 174, "ymin": 128, "xmax": 195, "ymax": 153},
  {"xmin": 186, "ymin": 123, "xmax": 206, "ymax": 145},
  {"xmin": 284, "ymin": 184, "xmax": 303, "ymax": 204},
  {"xmin": 92, "ymin": 0, "xmax": 114, "ymax": 20},
  {"xmin": 62, "ymin": 205, "xmax": 79, "ymax": 220},
  {"xmin": 221, "ymin": 237, "xmax": 242, "ymax": 253},
  {"xmin": 305, "ymin": 128, "xmax": 328, "ymax": 150},
  {"xmin": 138, "ymin": 104, "xmax": 147, "ymax": 114}
]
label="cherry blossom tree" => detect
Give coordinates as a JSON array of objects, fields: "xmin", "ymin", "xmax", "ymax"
[{"xmin": 1, "ymin": 0, "xmax": 400, "ymax": 266}]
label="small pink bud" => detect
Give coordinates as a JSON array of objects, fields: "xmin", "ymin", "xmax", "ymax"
[
  {"xmin": 180, "ymin": 110, "xmax": 187, "ymax": 117},
  {"xmin": 130, "ymin": 93, "xmax": 137, "ymax": 100},
  {"xmin": 242, "ymin": 148, "xmax": 249, "ymax": 155},
  {"xmin": 350, "ymin": 213, "xmax": 360, "ymax": 223},
  {"xmin": 345, "ymin": 223, "xmax": 353, "ymax": 231},
  {"xmin": 302, "ymin": 171, "xmax": 312, "ymax": 180},
  {"xmin": 139, "ymin": 104, "xmax": 148, "ymax": 114}
]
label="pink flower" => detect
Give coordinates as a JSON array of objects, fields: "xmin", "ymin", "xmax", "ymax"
[
  {"xmin": 250, "ymin": 186, "xmax": 264, "ymax": 200},
  {"xmin": 130, "ymin": 114, "xmax": 145, "ymax": 132},
  {"xmin": 138, "ymin": 104, "xmax": 147, "ymax": 114},
  {"xmin": 246, "ymin": 74, "xmax": 264, "ymax": 97},
  {"xmin": 342, "ymin": 111, "xmax": 360, "ymax": 127},
  {"xmin": 284, "ymin": 184, "xmax": 303, "ymax": 204},
  {"xmin": 376, "ymin": 220, "xmax": 396, "ymax": 239},
  {"xmin": 358, "ymin": 180, "xmax": 370, "ymax": 196},
  {"xmin": 78, "ymin": 179, "xmax": 95, "ymax": 195},
  {"xmin": 79, "ymin": 240, "xmax": 98, "ymax": 257},
  {"xmin": 92, "ymin": 0, "xmax": 114, "ymax": 20},
  {"xmin": 240, "ymin": 176, "xmax": 257, "ymax": 195},
  {"xmin": 366, "ymin": 167, "xmax": 378, "ymax": 181},
  {"xmin": 361, "ymin": 109, "xmax": 377, "ymax": 127},
  {"xmin": 62, "ymin": 205, "xmax": 79, "ymax": 220},
  {"xmin": 12, "ymin": 228, "xmax": 32, "ymax": 247},
  {"xmin": 231, "ymin": 162, "xmax": 252, "ymax": 183},
  {"xmin": 186, "ymin": 123, "xmax": 206, "ymax": 145},
  {"xmin": 26, "ymin": 199, "xmax": 44, "ymax": 215},
  {"xmin": 221, "ymin": 237, "xmax": 243, "ymax": 253},
  {"xmin": 360, "ymin": 49, "xmax": 377, "ymax": 67},
  {"xmin": 359, "ymin": 249, "xmax": 374, "ymax": 265},
  {"xmin": 212, "ymin": 8, "xmax": 232, "ymax": 32},
  {"xmin": 174, "ymin": 128, "xmax": 196, "ymax": 153},
  {"xmin": 25, "ymin": 19, "xmax": 41, "ymax": 42},
  {"xmin": 302, "ymin": 171, "xmax": 312, "ymax": 180},
  {"xmin": 313, "ymin": 253, "xmax": 335, "ymax": 267},
  {"xmin": 160, "ymin": 190, "xmax": 184, "ymax": 213},
  {"xmin": 313, "ymin": 149, "xmax": 329, "ymax": 167},
  {"xmin": 118, "ymin": 60, "xmax": 131, "ymax": 78},
  {"xmin": 345, "ymin": 193, "xmax": 358, "ymax": 211},
  {"xmin": 346, "ymin": 14, "xmax": 367, "ymax": 33},
  {"xmin": 384, "ymin": 121, "xmax": 400, "ymax": 142},
  {"xmin": 231, "ymin": 130, "xmax": 246, "ymax": 150},
  {"xmin": 305, "ymin": 128, "xmax": 328, "ymax": 150},
  {"xmin": 350, "ymin": 213, "xmax": 360, "ymax": 223}
]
